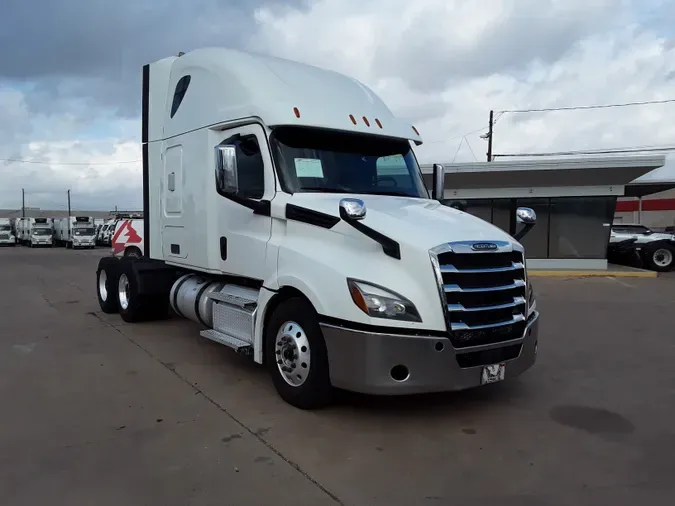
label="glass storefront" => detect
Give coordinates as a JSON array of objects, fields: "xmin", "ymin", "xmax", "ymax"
[{"xmin": 444, "ymin": 196, "xmax": 617, "ymax": 259}]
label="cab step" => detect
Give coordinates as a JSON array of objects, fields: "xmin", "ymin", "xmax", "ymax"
[
  {"xmin": 207, "ymin": 284, "xmax": 259, "ymax": 308},
  {"xmin": 200, "ymin": 329, "xmax": 253, "ymax": 355}
]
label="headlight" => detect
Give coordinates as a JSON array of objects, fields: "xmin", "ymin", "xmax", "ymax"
[{"xmin": 347, "ymin": 279, "xmax": 422, "ymax": 322}]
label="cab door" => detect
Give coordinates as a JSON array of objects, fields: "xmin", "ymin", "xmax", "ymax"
[{"xmin": 212, "ymin": 123, "xmax": 276, "ymax": 281}]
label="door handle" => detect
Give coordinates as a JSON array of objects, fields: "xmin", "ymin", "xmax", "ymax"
[{"xmin": 168, "ymin": 172, "xmax": 176, "ymax": 191}]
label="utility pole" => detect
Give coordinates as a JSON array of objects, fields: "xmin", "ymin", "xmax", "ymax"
[
  {"xmin": 67, "ymin": 189, "xmax": 71, "ymax": 237},
  {"xmin": 486, "ymin": 109, "xmax": 494, "ymax": 162},
  {"xmin": 22, "ymin": 188, "xmax": 25, "ymax": 217}
]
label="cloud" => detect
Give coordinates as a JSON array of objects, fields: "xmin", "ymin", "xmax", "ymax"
[{"xmin": 1, "ymin": 0, "xmax": 675, "ymax": 210}]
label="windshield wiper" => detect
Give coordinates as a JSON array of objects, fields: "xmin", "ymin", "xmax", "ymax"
[
  {"xmin": 301, "ymin": 187, "xmax": 349, "ymax": 193},
  {"xmin": 372, "ymin": 191, "xmax": 416, "ymax": 197}
]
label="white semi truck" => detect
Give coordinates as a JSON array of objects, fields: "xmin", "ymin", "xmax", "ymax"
[
  {"xmin": 0, "ymin": 218, "xmax": 16, "ymax": 246},
  {"xmin": 55, "ymin": 216, "xmax": 97, "ymax": 248},
  {"xmin": 95, "ymin": 48, "xmax": 540, "ymax": 409},
  {"xmin": 21, "ymin": 218, "xmax": 54, "ymax": 247}
]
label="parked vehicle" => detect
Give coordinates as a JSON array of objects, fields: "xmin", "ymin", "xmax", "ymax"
[
  {"xmin": 55, "ymin": 216, "xmax": 97, "ymax": 249},
  {"xmin": 95, "ymin": 48, "xmax": 540, "ymax": 410},
  {"xmin": 608, "ymin": 224, "xmax": 675, "ymax": 272},
  {"xmin": 0, "ymin": 218, "xmax": 16, "ymax": 246},
  {"xmin": 111, "ymin": 219, "xmax": 144, "ymax": 258},
  {"xmin": 98, "ymin": 214, "xmax": 142, "ymax": 246},
  {"xmin": 23, "ymin": 218, "xmax": 54, "ymax": 247},
  {"xmin": 97, "ymin": 219, "xmax": 115, "ymax": 245}
]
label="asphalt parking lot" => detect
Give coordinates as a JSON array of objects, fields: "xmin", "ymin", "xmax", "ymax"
[{"xmin": 1, "ymin": 246, "xmax": 674, "ymax": 505}]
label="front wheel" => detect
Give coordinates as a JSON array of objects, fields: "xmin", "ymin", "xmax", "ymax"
[
  {"xmin": 265, "ymin": 297, "xmax": 333, "ymax": 410},
  {"xmin": 645, "ymin": 244, "xmax": 675, "ymax": 272}
]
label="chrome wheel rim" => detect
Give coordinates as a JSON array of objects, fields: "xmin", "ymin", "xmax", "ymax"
[
  {"xmin": 653, "ymin": 248, "xmax": 673, "ymax": 268},
  {"xmin": 98, "ymin": 270, "xmax": 108, "ymax": 302},
  {"xmin": 118, "ymin": 273, "xmax": 130, "ymax": 310},
  {"xmin": 275, "ymin": 321, "xmax": 311, "ymax": 387}
]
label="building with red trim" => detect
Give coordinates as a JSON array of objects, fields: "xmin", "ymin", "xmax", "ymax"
[
  {"xmin": 615, "ymin": 183, "xmax": 675, "ymax": 228},
  {"xmin": 422, "ymin": 155, "xmax": 671, "ymax": 270}
]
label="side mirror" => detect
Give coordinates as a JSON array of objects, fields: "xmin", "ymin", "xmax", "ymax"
[
  {"xmin": 513, "ymin": 207, "xmax": 536, "ymax": 241},
  {"xmin": 214, "ymin": 145, "xmax": 238, "ymax": 194},
  {"xmin": 516, "ymin": 207, "xmax": 536, "ymax": 225},
  {"xmin": 432, "ymin": 163, "xmax": 445, "ymax": 201}
]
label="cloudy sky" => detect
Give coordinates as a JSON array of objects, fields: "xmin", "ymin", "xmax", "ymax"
[{"xmin": 1, "ymin": 0, "xmax": 674, "ymax": 211}]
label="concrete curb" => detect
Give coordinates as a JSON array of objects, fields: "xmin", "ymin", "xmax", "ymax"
[{"xmin": 529, "ymin": 269, "xmax": 657, "ymax": 278}]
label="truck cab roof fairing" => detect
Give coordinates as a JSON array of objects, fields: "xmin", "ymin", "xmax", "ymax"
[{"xmin": 154, "ymin": 47, "xmax": 422, "ymax": 145}]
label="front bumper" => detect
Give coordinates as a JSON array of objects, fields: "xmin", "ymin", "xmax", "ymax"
[{"xmin": 321, "ymin": 311, "xmax": 539, "ymax": 395}]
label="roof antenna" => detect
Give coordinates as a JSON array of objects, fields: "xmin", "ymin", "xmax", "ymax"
[{"xmin": 177, "ymin": 51, "xmax": 185, "ymax": 57}]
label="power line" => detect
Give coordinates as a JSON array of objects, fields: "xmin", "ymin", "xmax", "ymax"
[
  {"xmin": 493, "ymin": 145, "xmax": 675, "ymax": 159},
  {"xmin": 464, "ymin": 136, "xmax": 478, "ymax": 161},
  {"xmin": 499, "ymin": 98, "xmax": 675, "ymax": 114},
  {"xmin": 423, "ymin": 124, "xmax": 489, "ymax": 145},
  {"xmin": 0, "ymin": 157, "xmax": 140, "ymax": 166}
]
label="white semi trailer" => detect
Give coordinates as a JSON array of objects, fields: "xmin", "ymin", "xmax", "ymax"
[
  {"xmin": 95, "ymin": 48, "xmax": 540, "ymax": 410},
  {"xmin": 55, "ymin": 216, "xmax": 96, "ymax": 248},
  {"xmin": 0, "ymin": 218, "xmax": 16, "ymax": 246}
]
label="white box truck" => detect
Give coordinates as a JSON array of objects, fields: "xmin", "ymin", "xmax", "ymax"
[
  {"xmin": 24, "ymin": 218, "xmax": 54, "ymax": 247},
  {"xmin": 95, "ymin": 48, "xmax": 540, "ymax": 409},
  {"xmin": 55, "ymin": 216, "xmax": 96, "ymax": 248},
  {"xmin": 0, "ymin": 218, "xmax": 16, "ymax": 246},
  {"xmin": 16, "ymin": 217, "xmax": 30, "ymax": 244}
]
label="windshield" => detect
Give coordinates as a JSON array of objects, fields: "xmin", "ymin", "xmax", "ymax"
[
  {"xmin": 32, "ymin": 229, "xmax": 52, "ymax": 236},
  {"xmin": 74, "ymin": 228, "xmax": 95, "ymax": 236},
  {"xmin": 0, "ymin": 225, "xmax": 10, "ymax": 231},
  {"xmin": 270, "ymin": 126, "xmax": 428, "ymax": 198}
]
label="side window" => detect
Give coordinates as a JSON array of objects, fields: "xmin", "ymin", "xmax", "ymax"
[
  {"xmin": 376, "ymin": 154, "xmax": 412, "ymax": 189},
  {"xmin": 170, "ymin": 75, "xmax": 191, "ymax": 118},
  {"xmin": 220, "ymin": 134, "xmax": 265, "ymax": 200}
]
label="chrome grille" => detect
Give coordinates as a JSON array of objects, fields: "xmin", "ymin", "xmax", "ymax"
[
  {"xmin": 431, "ymin": 241, "xmax": 527, "ymax": 348},
  {"xmin": 0, "ymin": 234, "xmax": 9, "ymax": 240}
]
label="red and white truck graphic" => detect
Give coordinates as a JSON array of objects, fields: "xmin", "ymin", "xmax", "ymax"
[{"xmin": 111, "ymin": 219, "xmax": 144, "ymax": 257}]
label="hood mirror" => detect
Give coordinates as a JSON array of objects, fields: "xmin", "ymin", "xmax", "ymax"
[
  {"xmin": 513, "ymin": 207, "xmax": 537, "ymax": 241},
  {"xmin": 516, "ymin": 207, "xmax": 537, "ymax": 225},
  {"xmin": 339, "ymin": 198, "xmax": 366, "ymax": 220}
]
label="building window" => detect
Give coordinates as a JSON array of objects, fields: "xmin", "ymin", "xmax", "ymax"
[
  {"xmin": 447, "ymin": 195, "xmax": 617, "ymax": 260},
  {"xmin": 491, "ymin": 198, "xmax": 512, "ymax": 233},
  {"xmin": 170, "ymin": 75, "xmax": 191, "ymax": 118},
  {"xmin": 548, "ymin": 197, "xmax": 616, "ymax": 259}
]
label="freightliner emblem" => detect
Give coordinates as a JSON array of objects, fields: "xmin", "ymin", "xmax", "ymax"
[{"xmin": 471, "ymin": 242, "xmax": 498, "ymax": 251}]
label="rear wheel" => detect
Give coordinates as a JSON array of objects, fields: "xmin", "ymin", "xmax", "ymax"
[
  {"xmin": 96, "ymin": 258, "xmax": 119, "ymax": 313},
  {"xmin": 117, "ymin": 259, "xmax": 170, "ymax": 322},
  {"xmin": 265, "ymin": 297, "xmax": 332, "ymax": 410},
  {"xmin": 645, "ymin": 244, "xmax": 675, "ymax": 272}
]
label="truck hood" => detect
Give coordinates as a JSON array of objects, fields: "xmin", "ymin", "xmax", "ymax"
[{"xmin": 288, "ymin": 193, "xmax": 516, "ymax": 250}]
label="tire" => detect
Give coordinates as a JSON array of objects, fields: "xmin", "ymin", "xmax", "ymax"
[
  {"xmin": 265, "ymin": 297, "xmax": 332, "ymax": 410},
  {"xmin": 117, "ymin": 260, "xmax": 145, "ymax": 323},
  {"xmin": 116, "ymin": 259, "xmax": 170, "ymax": 322},
  {"xmin": 645, "ymin": 244, "xmax": 675, "ymax": 272},
  {"xmin": 124, "ymin": 246, "xmax": 142, "ymax": 258},
  {"xmin": 96, "ymin": 261, "xmax": 119, "ymax": 314}
]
